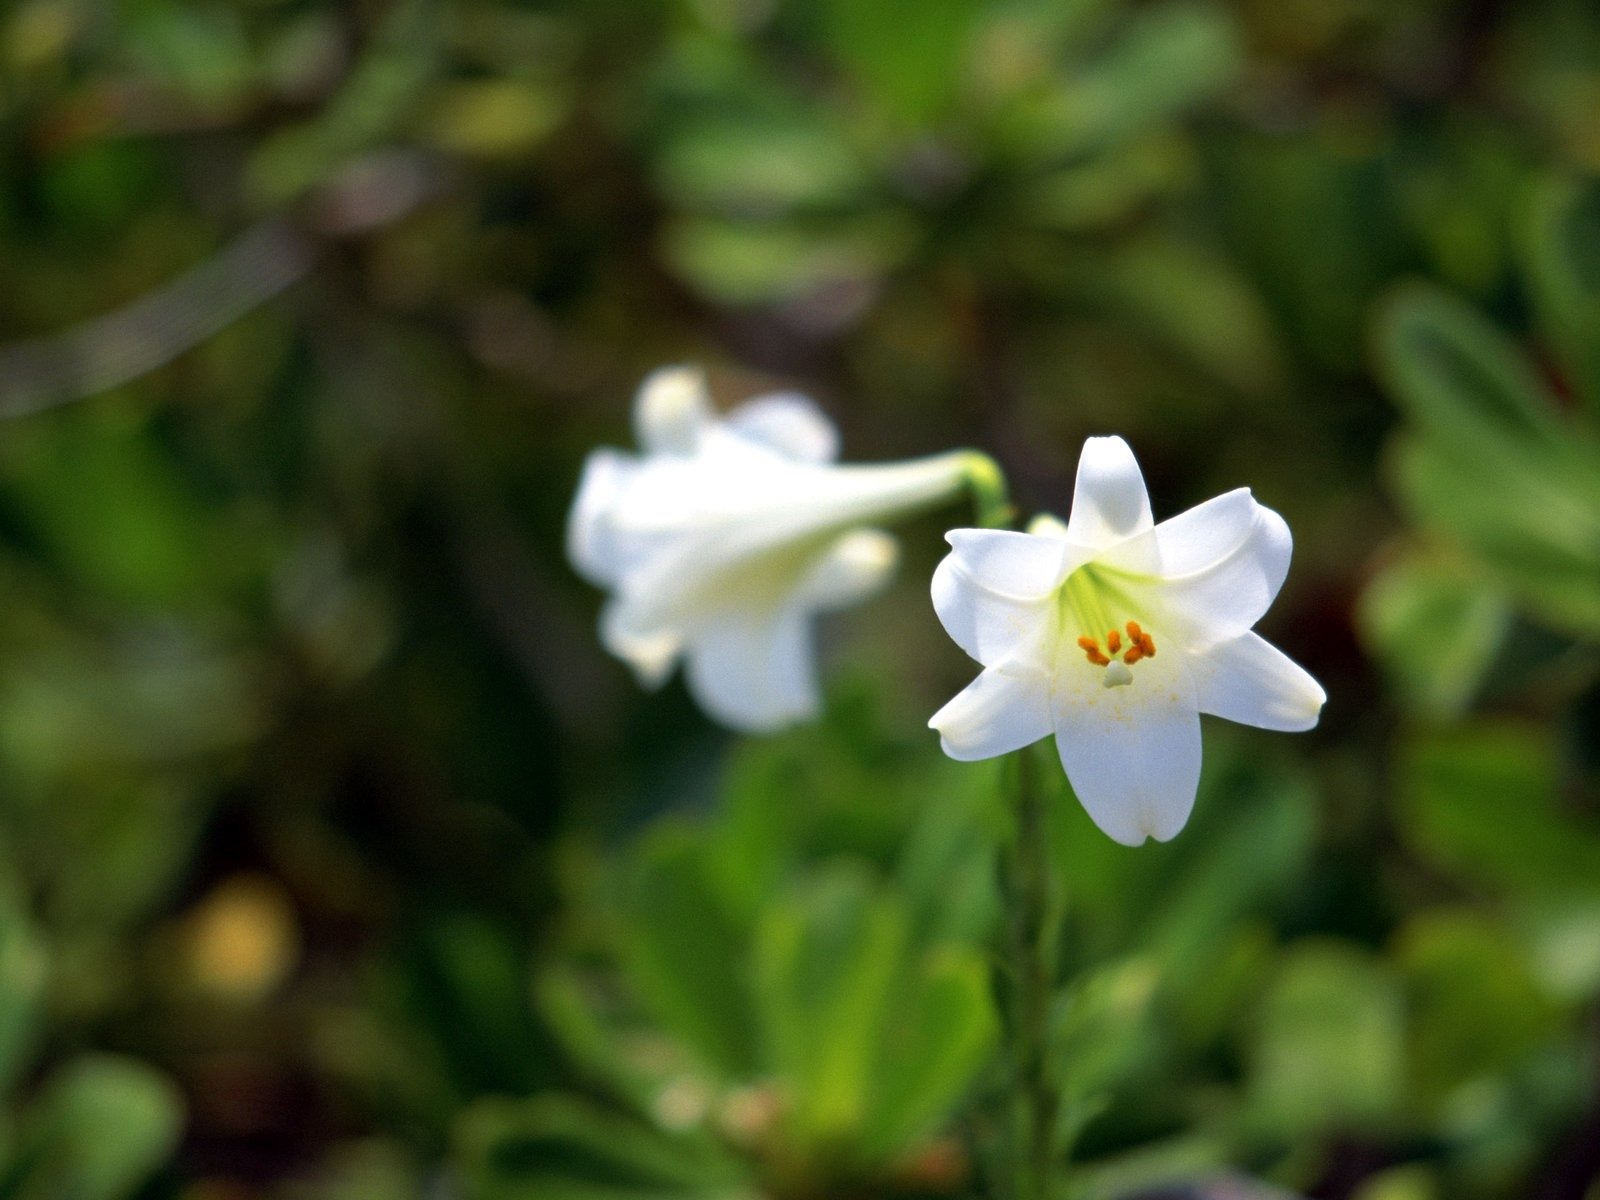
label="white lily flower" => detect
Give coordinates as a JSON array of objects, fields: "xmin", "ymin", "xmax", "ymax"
[
  {"xmin": 929, "ymin": 435, "xmax": 1325, "ymax": 846},
  {"xmin": 569, "ymin": 366, "xmax": 978, "ymax": 732}
]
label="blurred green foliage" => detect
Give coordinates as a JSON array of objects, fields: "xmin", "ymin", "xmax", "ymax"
[{"xmin": 0, "ymin": 0, "xmax": 1597, "ymax": 1197}]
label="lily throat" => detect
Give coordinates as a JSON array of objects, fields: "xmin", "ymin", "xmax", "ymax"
[{"xmin": 1056, "ymin": 567, "xmax": 1158, "ymax": 689}]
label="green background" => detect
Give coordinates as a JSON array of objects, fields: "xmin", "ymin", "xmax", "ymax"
[{"xmin": 0, "ymin": 0, "xmax": 1597, "ymax": 1196}]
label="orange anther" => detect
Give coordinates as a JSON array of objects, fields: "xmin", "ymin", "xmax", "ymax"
[
  {"xmin": 1076, "ymin": 636, "xmax": 1100, "ymax": 653},
  {"xmin": 1084, "ymin": 648, "xmax": 1110, "ymax": 666},
  {"xmin": 1126, "ymin": 620, "xmax": 1143, "ymax": 640},
  {"xmin": 1123, "ymin": 646, "xmax": 1144, "ymax": 665},
  {"xmin": 1106, "ymin": 629, "xmax": 1122, "ymax": 653},
  {"xmin": 1138, "ymin": 633, "xmax": 1156, "ymax": 657}
]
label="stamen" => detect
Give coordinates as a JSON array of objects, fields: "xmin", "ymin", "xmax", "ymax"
[{"xmin": 1074, "ymin": 618, "xmax": 1155, "ymax": 673}]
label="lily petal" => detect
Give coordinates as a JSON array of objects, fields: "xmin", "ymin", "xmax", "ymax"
[
  {"xmin": 1065, "ymin": 435, "xmax": 1154, "ymax": 549},
  {"xmin": 635, "ymin": 366, "xmax": 713, "ymax": 456},
  {"xmin": 685, "ymin": 610, "xmax": 817, "ymax": 732},
  {"xmin": 621, "ymin": 453, "xmax": 972, "ymax": 637},
  {"xmin": 1051, "ymin": 653, "xmax": 1202, "ymax": 846},
  {"xmin": 1141, "ymin": 490, "xmax": 1293, "ymax": 642},
  {"xmin": 1191, "ymin": 631, "xmax": 1325, "ymax": 731},
  {"xmin": 932, "ymin": 530, "xmax": 1078, "ymax": 665},
  {"xmin": 798, "ymin": 529, "xmax": 899, "ymax": 611},
  {"xmin": 567, "ymin": 449, "xmax": 640, "ymax": 587},
  {"xmin": 943, "ymin": 529, "xmax": 1077, "ymax": 597},
  {"xmin": 599, "ymin": 599, "xmax": 683, "ymax": 688},
  {"xmin": 726, "ymin": 392, "xmax": 839, "ymax": 462},
  {"xmin": 931, "ymin": 559, "xmax": 1055, "ymax": 667},
  {"xmin": 929, "ymin": 663, "xmax": 1053, "ymax": 761}
]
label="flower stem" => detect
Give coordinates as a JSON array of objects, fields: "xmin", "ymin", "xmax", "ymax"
[
  {"xmin": 1000, "ymin": 744, "xmax": 1063, "ymax": 1200},
  {"xmin": 963, "ymin": 452, "xmax": 1013, "ymax": 530}
]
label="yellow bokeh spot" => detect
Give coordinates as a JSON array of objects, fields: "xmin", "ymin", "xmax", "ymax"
[{"xmin": 182, "ymin": 874, "xmax": 299, "ymax": 1003}]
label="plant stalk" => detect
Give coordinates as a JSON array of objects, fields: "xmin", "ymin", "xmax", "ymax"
[{"xmin": 1000, "ymin": 744, "xmax": 1062, "ymax": 1200}]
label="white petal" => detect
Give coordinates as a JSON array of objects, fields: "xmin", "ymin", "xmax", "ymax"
[
  {"xmin": 605, "ymin": 465, "xmax": 937, "ymax": 649},
  {"xmin": 599, "ymin": 599, "xmax": 683, "ymax": 688},
  {"xmin": 930, "ymin": 553, "xmax": 1054, "ymax": 667},
  {"xmin": 1100, "ymin": 486, "xmax": 1299, "ymax": 643},
  {"xmin": 725, "ymin": 392, "xmax": 839, "ymax": 462},
  {"xmin": 1065, "ymin": 436, "xmax": 1154, "ymax": 549},
  {"xmin": 797, "ymin": 529, "xmax": 898, "ymax": 612},
  {"xmin": 942, "ymin": 529, "xmax": 1077, "ymax": 597},
  {"xmin": 1150, "ymin": 488, "xmax": 1287, "ymax": 579},
  {"xmin": 929, "ymin": 664, "xmax": 1053, "ymax": 761},
  {"xmin": 684, "ymin": 610, "xmax": 818, "ymax": 732},
  {"xmin": 634, "ymin": 365, "xmax": 712, "ymax": 456},
  {"xmin": 1191, "ymin": 631, "xmax": 1325, "ymax": 732},
  {"xmin": 1050, "ymin": 649, "xmax": 1202, "ymax": 845},
  {"xmin": 566, "ymin": 449, "xmax": 638, "ymax": 586},
  {"xmin": 930, "ymin": 530, "xmax": 1078, "ymax": 666},
  {"xmin": 1112, "ymin": 489, "xmax": 1293, "ymax": 643}
]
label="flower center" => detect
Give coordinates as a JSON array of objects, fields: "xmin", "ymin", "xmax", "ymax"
[
  {"xmin": 1056, "ymin": 565, "xmax": 1158, "ymax": 688},
  {"xmin": 1077, "ymin": 621, "xmax": 1158, "ymax": 688}
]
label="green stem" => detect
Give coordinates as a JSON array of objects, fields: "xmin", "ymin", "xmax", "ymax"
[
  {"xmin": 1000, "ymin": 745, "xmax": 1062, "ymax": 1200},
  {"xmin": 963, "ymin": 452, "xmax": 1013, "ymax": 530}
]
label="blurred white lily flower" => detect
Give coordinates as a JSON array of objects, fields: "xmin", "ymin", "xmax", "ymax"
[
  {"xmin": 569, "ymin": 367, "xmax": 978, "ymax": 731},
  {"xmin": 929, "ymin": 435, "xmax": 1325, "ymax": 846}
]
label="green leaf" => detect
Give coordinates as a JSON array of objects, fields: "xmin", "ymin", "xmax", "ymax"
[
  {"xmin": 535, "ymin": 964, "xmax": 659, "ymax": 1113},
  {"xmin": 124, "ymin": 3, "xmax": 256, "ymax": 111},
  {"xmin": 1523, "ymin": 174, "xmax": 1600, "ymax": 417},
  {"xmin": 0, "ymin": 412, "xmax": 240, "ymax": 609},
  {"xmin": 1049, "ymin": 958, "xmax": 1161, "ymax": 1107},
  {"xmin": 1079, "ymin": 233, "xmax": 1287, "ymax": 395},
  {"xmin": 1396, "ymin": 723, "xmax": 1600, "ymax": 900},
  {"xmin": 859, "ymin": 946, "xmax": 996, "ymax": 1159},
  {"xmin": 1020, "ymin": 134, "xmax": 1193, "ymax": 233},
  {"xmin": 1047, "ymin": 737, "xmax": 1317, "ymax": 973},
  {"xmin": 1048, "ymin": 3, "xmax": 1241, "ymax": 158},
  {"xmin": 616, "ymin": 831, "xmax": 757, "ymax": 1079},
  {"xmin": 750, "ymin": 865, "xmax": 907, "ymax": 1147},
  {"xmin": 1245, "ymin": 943, "xmax": 1405, "ymax": 1139},
  {"xmin": 390, "ymin": 913, "xmax": 557, "ymax": 1097},
  {"xmin": 7, "ymin": 1057, "xmax": 183, "ymax": 1200},
  {"xmin": 1393, "ymin": 911, "xmax": 1558, "ymax": 1108},
  {"xmin": 1356, "ymin": 549, "xmax": 1512, "ymax": 719},
  {"xmin": 817, "ymin": 0, "xmax": 979, "ymax": 125},
  {"xmin": 1137, "ymin": 756, "xmax": 1317, "ymax": 980},
  {"xmin": 660, "ymin": 213, "xmax": 913, "ymax": 304},
  {"xmin": 1375, "ymin": 284, "xmax": 1600, "ymax": 639},
  {"xmin": 656, "ymin": 117, "xmax": 870, "ymax": 214},
  {"xmin": 1391, "ymin": 437, "xmax": 1600, "ymax": 636},
  {"xmin": 454, "ymin": 1094, "xmax": 744, "ymax": 1200},
  {"xmin": 245, "ymin": 0, "xmax": 439, "ymax": 206},
  {"xmin": 1376, "ymin": 283, "xmax": 1564, "ymax": 457}
]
